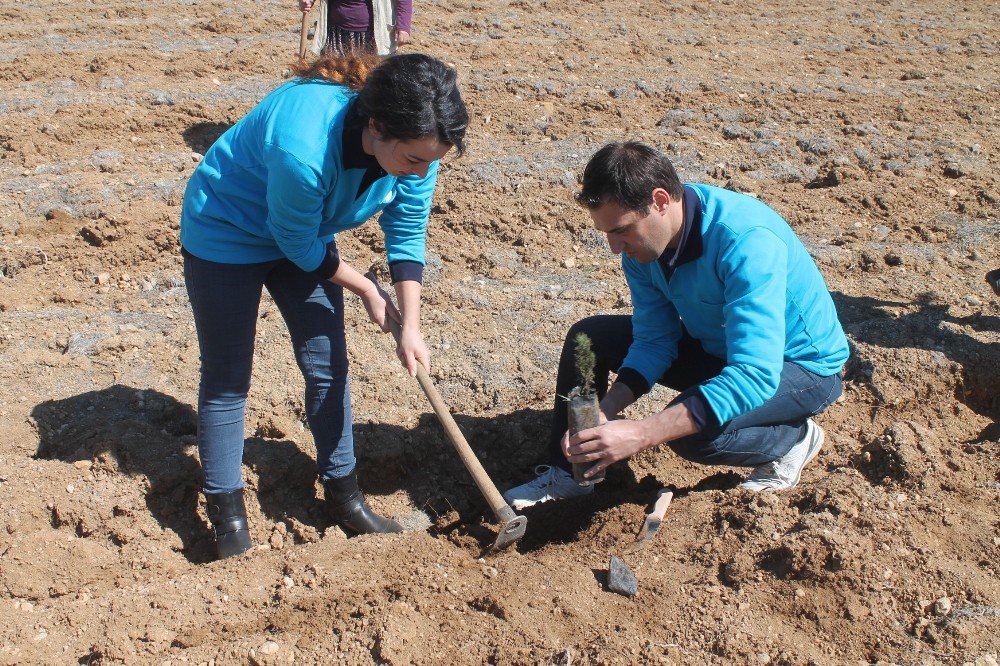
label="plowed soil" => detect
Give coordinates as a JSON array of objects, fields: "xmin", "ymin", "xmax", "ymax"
[{"xmin": 1, "ymin": 0, "xmax": 998, "ymax": 664}]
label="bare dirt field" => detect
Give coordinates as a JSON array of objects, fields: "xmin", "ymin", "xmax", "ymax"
[{"xmin": 1, "ymin": 0, "xmax": 998, "ymax": 663}]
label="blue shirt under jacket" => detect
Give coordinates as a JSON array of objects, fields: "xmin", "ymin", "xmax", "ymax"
[
  {"xmin": 179, "ymin": 79, "xmax": 438, "ymax": 277},
  {"xmin": 620, "ymin": 184, "xmax": 849, "ymax": 426}
]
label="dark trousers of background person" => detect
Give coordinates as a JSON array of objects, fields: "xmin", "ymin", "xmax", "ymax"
[
  {"xmin": 325, "ymin": 24, "xmax": 376, "ymax": 57},
  {"xmin": 546, "ymin": 315, "xmax": 843, "ymax": 471},
  {"xmin": 183, "ymin": 248, "xmax": 355, "ymax": 495}
]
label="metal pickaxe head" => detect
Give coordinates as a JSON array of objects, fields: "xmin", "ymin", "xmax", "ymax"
[{"xmin": 486, "ymin": 507, "xmax": 527, "ymax": 553}]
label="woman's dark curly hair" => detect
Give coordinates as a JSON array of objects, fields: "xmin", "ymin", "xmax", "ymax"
[{"xmin": 292, "ymin": 53, "xmax": 468, "ymax": 155}]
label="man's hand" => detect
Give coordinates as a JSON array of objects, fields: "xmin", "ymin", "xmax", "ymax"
[
  {"xmin": 557, "ymin": 411, "xmax": 609, "ymax": 465},
  {"xmin": 395, "ymin": 29, "xmax": 411, "ymax": 46},
  {"xmin": 396, "ymin": 324, "xmax": 430, "ymax": 377},
  {"xmin": 299, "ymin": 0, "xmax": 314, "ymax": 12},
  {"xmin": 561, "ymin": 401, "xmax": 701, "ymax": 478},
  {"xmin": 563, "ymin": 418, "xmax": 654, "ymax": 479}
]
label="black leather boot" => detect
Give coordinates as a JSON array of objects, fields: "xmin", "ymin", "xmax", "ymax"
[
  {"xmin": 324, "ymin": 473, "xmax": 403, "ymax": 535},
  {"xmin": 204, "ymin": 489, "xmax": 253, "ymax": 559},
  {"xmin": 987, "ymin": 268, "xmax": 1000, "ymax": 296}
]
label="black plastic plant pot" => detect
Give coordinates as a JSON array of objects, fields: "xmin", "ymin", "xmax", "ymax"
[{"xmin": 568, "ymin": 388, "xmax": 605, "ymax": 486}]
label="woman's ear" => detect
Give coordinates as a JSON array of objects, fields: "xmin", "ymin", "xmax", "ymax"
[{"xmin": 368, "ymin": 118, "xmax": 385, "ymax": 140}]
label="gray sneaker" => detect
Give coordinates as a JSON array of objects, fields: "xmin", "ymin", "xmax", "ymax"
[
  {"xmin": 740, "ymin": 419, "xmax": 825, "ymax": 492},
  {"xmin": 502, "ymin": 465, "xmax": 594, "ymax": 510}
]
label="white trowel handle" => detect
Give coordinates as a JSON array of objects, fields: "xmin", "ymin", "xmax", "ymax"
[{"xmin": 649, "ymin": 488, "xmax": 673, "ymax": 522}]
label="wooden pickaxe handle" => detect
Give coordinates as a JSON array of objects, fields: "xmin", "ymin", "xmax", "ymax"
[
  {"xmin": 365, "ymin": 273, "xmax": 515, "ymax": 521},
  {"xmin": 298, "ymin": 8, "xmax": 311, "ymax": 59}
]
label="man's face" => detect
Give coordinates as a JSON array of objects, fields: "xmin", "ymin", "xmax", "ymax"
[{"xmin": 590, "ymin": 198, "xmax": 672, "ymax": 264}]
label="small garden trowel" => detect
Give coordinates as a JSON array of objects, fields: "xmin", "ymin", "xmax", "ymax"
[{"xmin": 627, "ymin": 487, "xmax": 673, "ymax": 552}]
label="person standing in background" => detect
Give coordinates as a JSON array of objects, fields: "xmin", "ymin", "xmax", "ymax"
[{"xmin": 299, "ymin": 0, "xmax": 412, "ymax": 57}]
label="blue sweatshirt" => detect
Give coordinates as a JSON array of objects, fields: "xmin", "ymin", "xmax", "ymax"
[
  {"xmin": 620, "ymin": 184, "xmax": 849, "ymax": 426},
  {"xmin": 180, "ymin": 79, "xmax": 437, "ymax": 280}
]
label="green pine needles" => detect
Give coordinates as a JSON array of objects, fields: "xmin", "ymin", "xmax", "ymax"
[{"xmin": 574, "ymin": 332, "xmax": 596, "ymax": 397}]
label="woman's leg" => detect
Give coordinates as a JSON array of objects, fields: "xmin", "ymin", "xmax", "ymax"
[
  {"xmin": 263, "ymin": 261, "xmax": 354, "ymax": 482},
  {"xmin": 265, "ymin": 261, "xmax": 401, "ymax": 534},
  {"xmin": 183, "ymin": 250, "xmax": 271, "ymax": 494}
]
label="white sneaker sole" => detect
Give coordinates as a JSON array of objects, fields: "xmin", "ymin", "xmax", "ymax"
[{"xmin": 504, "ymin": 485, "xmax": 594, "ymax": 511}]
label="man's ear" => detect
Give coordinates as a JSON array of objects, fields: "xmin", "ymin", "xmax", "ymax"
[
  {"xmin": 651, "ymin": 187, "xmax": 672, "ymax": 212},
  {"xmin": 368, "ymin": 117, "xmax": 385, "ymax": 139}
]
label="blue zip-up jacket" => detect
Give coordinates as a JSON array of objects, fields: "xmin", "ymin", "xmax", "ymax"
[
  {"xmin": 180, "ymin": 79, "xmax": 437, "ymax": 274},
  {"xmin": 621, "ymin": 184, "xmax": 849, "ymax": 425}
]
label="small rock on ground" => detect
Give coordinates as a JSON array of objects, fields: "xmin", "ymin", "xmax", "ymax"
[{"xmin": 607, "ymin": 555, "xmax": 637, "ymax": 597}]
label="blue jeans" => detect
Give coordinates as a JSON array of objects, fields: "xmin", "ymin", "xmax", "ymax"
[
  {"xmin": 547, "ymin": 315, "xmax": 843, "ymax": 469},
  {"xmin": 183, "ymin": 248, "xmax": 355, "ymax": 494}
]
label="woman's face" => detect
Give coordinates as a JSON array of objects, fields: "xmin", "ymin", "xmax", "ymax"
[{"xmin": 366, "ymin": 121, "xmax": 452, "ymax": 179}]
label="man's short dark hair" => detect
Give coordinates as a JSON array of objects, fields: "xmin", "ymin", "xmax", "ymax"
[{"xmin": 576, "ymin": 142, "xmax": 684, "ymax": 212}]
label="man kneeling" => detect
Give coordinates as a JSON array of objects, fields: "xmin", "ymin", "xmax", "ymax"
[{"xmin": 503, "ymin": 142, "xmax": 850, "ymax": 508}]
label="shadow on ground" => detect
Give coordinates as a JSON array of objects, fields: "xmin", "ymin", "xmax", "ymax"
[
  {"xmin": 181, "ymin": 121, "xmax": 233, "ymax": 155},
  {"xmin": 28, "ymin": 388, "xmax": 595, "ymax": 558},
  {"xmin": 834, "ymin": 291, "xmax": 1000, "ymax": 440},
  {"xmin": 30, "ymin": 387, "xmax": 743, "ymax": 558},
  {"xmin": 31, "ymin": 386, "xmax": 343, "ymax": 562},
  {"xmin": 31, "ymin": 386, "xmax": 213, "ymax": 561}
]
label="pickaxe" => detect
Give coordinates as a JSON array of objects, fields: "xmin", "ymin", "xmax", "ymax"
[
  {"xmin": 299, "ymin": 5, "xmax": 316, "ymax": 59},
  {"xmin": 366, "ymin": 273, "xmax": 527, "ymax": 553}
]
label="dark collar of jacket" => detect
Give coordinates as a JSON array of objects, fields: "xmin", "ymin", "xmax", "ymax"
[
  {"xmin": 341, "ymin": 101, "xmax": 387, "ymax": 198},
  {"xmin": 657, "ymin": 185, "xmax": 704, "ymax": 280}
]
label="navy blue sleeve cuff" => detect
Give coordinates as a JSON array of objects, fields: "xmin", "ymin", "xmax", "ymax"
[
  {"xmin": 389, "ymin": 260, "xmax": 424, "ymax": 284},
  {"xmin": 615, "ymin": 367, "xmax": 651, "ymax": 398},
  {"xmin": 682, "ymin": 393, "xmax": 712, "ymax": 432},
  {"xmin": 313, "ymin": 241, "xmax": 341, "ymax": 280}
]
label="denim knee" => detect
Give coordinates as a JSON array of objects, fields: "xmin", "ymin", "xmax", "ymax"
[
  {"xmin": 200, "ymin": 372, "xmax": 252, "ymax": 403},
  {"xmin": 666, "ymin": 426, "xmax": 798, "ymax": 468},
  {"xmin": 667, "ymin": 431, "xmax": 726, "ymax": 465}
]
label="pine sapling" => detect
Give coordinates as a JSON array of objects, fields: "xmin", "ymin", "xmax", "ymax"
[
  {"xmin": 568, "ymin": 332, "xmax": 604, "ymax": 485},
  {"xmin": 574, "ymin": 332, "xmax": 596, "ymax": 398}
]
